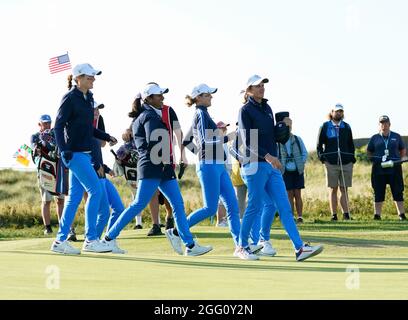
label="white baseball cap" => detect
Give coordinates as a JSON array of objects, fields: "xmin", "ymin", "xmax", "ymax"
[
  {"xmin": 141, "ymin": 83, "xmax": 169, "ymax": 100},
  {"xmin": 245, "ymin": 75, "xmax": 269, "ymax": 89},
  {"xmin": 72, "ymin": 63, "xmax": 102, "ymax": 78},
  {"xmin": 333, "ymin": 103, "xmax": 344, "ymax": 111},
  {"xmin": 191, "ymin": 83, "xmax": 218, "ymax": 99}
]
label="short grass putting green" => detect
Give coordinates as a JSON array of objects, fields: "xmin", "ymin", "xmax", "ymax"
[{"xmin": 1, "ymin": 223, "xmax": 408, "ymax": 299}]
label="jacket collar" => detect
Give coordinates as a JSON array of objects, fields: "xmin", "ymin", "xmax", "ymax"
[
  {"xmin": 142, "ymin": 103, "xmax": 163, "ymax": 119},
  {"xmin": 71, "ymin": 86, "xmax": 93, "ymax": 100},
  {"xmin": 248, "ymin": 96, "xmax": 269, "ymax": 107},
  {"xmin": 196, "ymin": 105, "xmax": 209, "ymax": 111}
]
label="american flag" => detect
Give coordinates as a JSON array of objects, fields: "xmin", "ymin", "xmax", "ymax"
[{"xmin": 48, "ymin": 53, "xmax": 71, "ymax": 74}]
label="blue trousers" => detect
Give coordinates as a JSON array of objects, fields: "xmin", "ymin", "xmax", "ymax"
[
  {"xmin": 187, "ymin": 163, "xmax": 240, "ymax": 246},
  {"xmin": 96, "ymin": 178, "xmax": 125, "ymax": 239},
  {"xmin": 57, "ymin": 152, "xmax": 102, "ymax": 241},
  {"xmin": 241, "ymin": 162, "xmax": 303, "ymax": 250},
  {"xmin": 106, "ymin": 178, "xmax": 194, "ymax": 247},
  {"xmin": 250, "ymin": 196, "xmax": 277, "ymax": 244}
]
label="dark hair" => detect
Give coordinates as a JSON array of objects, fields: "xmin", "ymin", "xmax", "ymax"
[
  {"xmin": 67, "ymin": 74, "xmax": 73, "ymax": 90},
  {"xmin": 128, "ymin": 96, "xmax": 143, "ymax": 118}
]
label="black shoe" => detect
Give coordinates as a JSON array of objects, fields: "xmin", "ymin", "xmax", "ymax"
[
  {"xmin": 399, "ymin": 214, "xmax": 407, "ymax": 221},
  {"xmin": 343, "ymin": 212, "xmax": 351, "ymax": 220},
  {"xmin": 133, "ymin": 224, "xmax": 143, "ymax": 230},
  {"xmin": 67, "ymin": 228, "xmax": 77, "ymax": 242},
  {"xmin": 373, "ymin": 214, "xmax": 381, "ymax": 220},
  {"xmin": 147, "ymin": 224, "xmax": 164, "ymax": 236},
  {"xmin": 165, "ymin": 217, "xmax": 174, "ymax": 230},
  {"xmin": 297, "ymin": 217, "xmax": 304, "ymax": 223},
  {"xmin": 331, "ymin": 214, "xmax": 338, "ymax": 221},
  {"xmin": 43, "ymin": 226, "xmax": 53, "ymax": 235}
]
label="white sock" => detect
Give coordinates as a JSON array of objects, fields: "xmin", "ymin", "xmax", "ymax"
[{"xmin": 135, "ymin": 215, "xmax": 142, "ymax": 225}]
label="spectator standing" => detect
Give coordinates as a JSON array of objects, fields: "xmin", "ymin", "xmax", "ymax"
[
  {"xmin": 367, "ymin": 115, "xmax": 406, "ymax": 220},
  {"xmin": 316, "ymin": 104, "xmax": 356, "ymax": 221}
]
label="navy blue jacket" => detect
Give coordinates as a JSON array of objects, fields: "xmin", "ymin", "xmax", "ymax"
[
  {"xmin": 190, "ymin": 105, "xmax": 228, "ymax": 162},
  {"xmin": 54, "ymin": 87, "xmax": 111, "ymax": 153},
  {"xmin": 238, "ymin": 97, "xmax": 277, "ymax": 162},
  {"xmin": 316, "ymin": 120, "xmax": 356, "ymax": 165},
  {"xmin": 90, "ymin": 115, "xmax": 112, "ymax": 177},
  {"xmin": 132, "ymin": 104, "xmax": 176, "ymax": 180}
]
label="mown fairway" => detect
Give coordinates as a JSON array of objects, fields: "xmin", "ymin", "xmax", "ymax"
[{"xmin": 1, "ymin": 223, "xmax": 408, "ymax": 300}]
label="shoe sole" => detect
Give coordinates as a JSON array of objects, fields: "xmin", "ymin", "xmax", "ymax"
[
  {"xmin": 238, "ymin": 255, "xmax": 259, "ymax": 260},
  {"xmin": 82, "ymin": 248, "xmax": 112, "ymax": 253},
  {"xmin": 164, "ymin": 232, "xmax": 183, "ymax": 255},
  {"xmin": 297, "ymin": 246, "xmax": 324, "ymax": 262},
  {"xmin": 185, "ymin": 247, "xmax": 213, "ymax": 256},
  {"xmin": 51, "ymin": 247, "xmax": 80, "ymax": 255},
  {"xmin": 259, "ymin": 251, "xmax": 277, "ymax": 257},
  {"xmin": 147, "ymin": 232, "xmax": 164, "ymax": 236},
  {"xmin": 250, "ymin": 246, "xmax": 263, "ymax": 254},
  {"xmin": 112, "ymin": 249, "xmax": 127, "ymax": 254}
]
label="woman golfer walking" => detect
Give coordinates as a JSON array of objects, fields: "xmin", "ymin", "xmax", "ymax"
[
  {"xmin": 237, "ymin": 75, "xmax": 323, "ymax": 261},
  {"xmin": 178, "ymin": 84, "xmax": 240, "ymax": 252},
  {"xmin": 51, "ymin": 63, "xmax": 118, "ymax": 254},
  {"xmin": 102, "ymin": 83, "xmax": 212, "ymax": 256}
]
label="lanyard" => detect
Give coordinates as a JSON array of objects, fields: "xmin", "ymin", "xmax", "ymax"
[{"xmin": 381, "ymin": 133, "xmax": 389, "ymax": 149}]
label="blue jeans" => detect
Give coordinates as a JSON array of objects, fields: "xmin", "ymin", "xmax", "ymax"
[
  {"xmin": 241, "ymin": 162, "xmax": 303, "ymax": 250},
  {"xmin": 57, "ymin": 152, "xmax": 102, "ymax": 241},
  {"xmin": 187, "ymin": 163, "xmax": 240, "ymax": 246},
  {"xmin": 96, "ymin": 178, "xmax": 125, "ymax": 239},
  {"xmin": 106, "ymin": 178, "xmax": 194, "ymax": 247}
]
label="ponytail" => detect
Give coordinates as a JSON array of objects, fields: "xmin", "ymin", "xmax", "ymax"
[
  {"xmin": 67, "ymin": 74, "xmax": 73, "ymax": 90},
  {"xmin": 242, "ymin": 92, "xmax": 250, "ymax": 104},
  {"xmin": 185, "ymin": 95, "xmax": 196, "ymax": 107},
  {"xmin": 128, "ymin": 94, "xmax": 143, "ymax": 118}
]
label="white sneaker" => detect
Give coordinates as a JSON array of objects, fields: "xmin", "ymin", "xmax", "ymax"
[
  {"xmin": 216, "ymin": 218, "xmax": 229, "ymax": 227},
  {"xmin": 101, "ymin": 239, "xmax": 127, "ymax": 254},
  {"xmin": 258, "ymin": 240, "xmax": 277, "ymax": 256},
  {"xmin": 185, "ymin": 242, "xmax": 213, "ymax": 256},
  {"xmin": 164, "ymin": 228, "xmax": 183, "ymax": 255},
  {"xmin": 296, "ymin": 243, "xmax": 324, "ymax": 262},
  {"xmin": 51, "ymin": 240, "xmax": 80, "ymax": 255},
  {"xmin": 82, "ymin": 240, "xmax": 112, "ymax": 253},
  {"xmin": 234, "ymin": 246, "xmax": 259, "ymax": 260},
  {"xmin": 248, "ymin": 243, "xmax": 263, "ymax": 254}
]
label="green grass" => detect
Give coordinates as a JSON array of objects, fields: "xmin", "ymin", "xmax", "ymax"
[
  {"xmin": 1, "ymin": 163, "xmax": 408, "ymax": 299},
  {"xmin": 1, "ymin": 162, "xmax": 407, "ymax": 235},
  {"xmin": 1, "ymin": 223, "xmax": 408, "ymax": 299}
]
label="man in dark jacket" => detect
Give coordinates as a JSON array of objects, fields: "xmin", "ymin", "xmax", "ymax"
[{"xmin": 317, "ymin": 104, "xmax": 356, "ymax": 221}]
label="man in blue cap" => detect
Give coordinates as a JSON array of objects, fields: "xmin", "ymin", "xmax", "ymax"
[{"xmin": 31, "ymin": 114, "xmax": 66, "ymax": 235}]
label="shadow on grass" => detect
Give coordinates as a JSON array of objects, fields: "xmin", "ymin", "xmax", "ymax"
[
  {"xmin": 114, "ymin": 229, "xmax": 408, "ymax": 248},
  {"xmin": 295, "ymin": 220, "xmax": 408, "ymax": 232},
  {"xmin": 270, "ymin": 233, "xmax": 408, "ymax": 248},
  {"xmin": 3, "ymin": 250, "xmax": 408, "ymax": 273}
]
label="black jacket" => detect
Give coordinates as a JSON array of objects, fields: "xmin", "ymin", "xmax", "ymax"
[{"xmin": 317, "ymin": 120, "xmax": 356, "ymax": 165}]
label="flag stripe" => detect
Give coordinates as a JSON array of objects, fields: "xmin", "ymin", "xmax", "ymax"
[
  {"xmin": 50, "ymin": 65, "xmax": 72, "ymax": 73},
  {"xmin": 49, "ymin": 53, "xmax": 71, "ymax": 74}
]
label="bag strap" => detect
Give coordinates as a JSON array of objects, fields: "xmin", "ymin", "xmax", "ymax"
[{"xmin": 293, "ymin": 135, "xmax": 301, "ymax": 153}]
